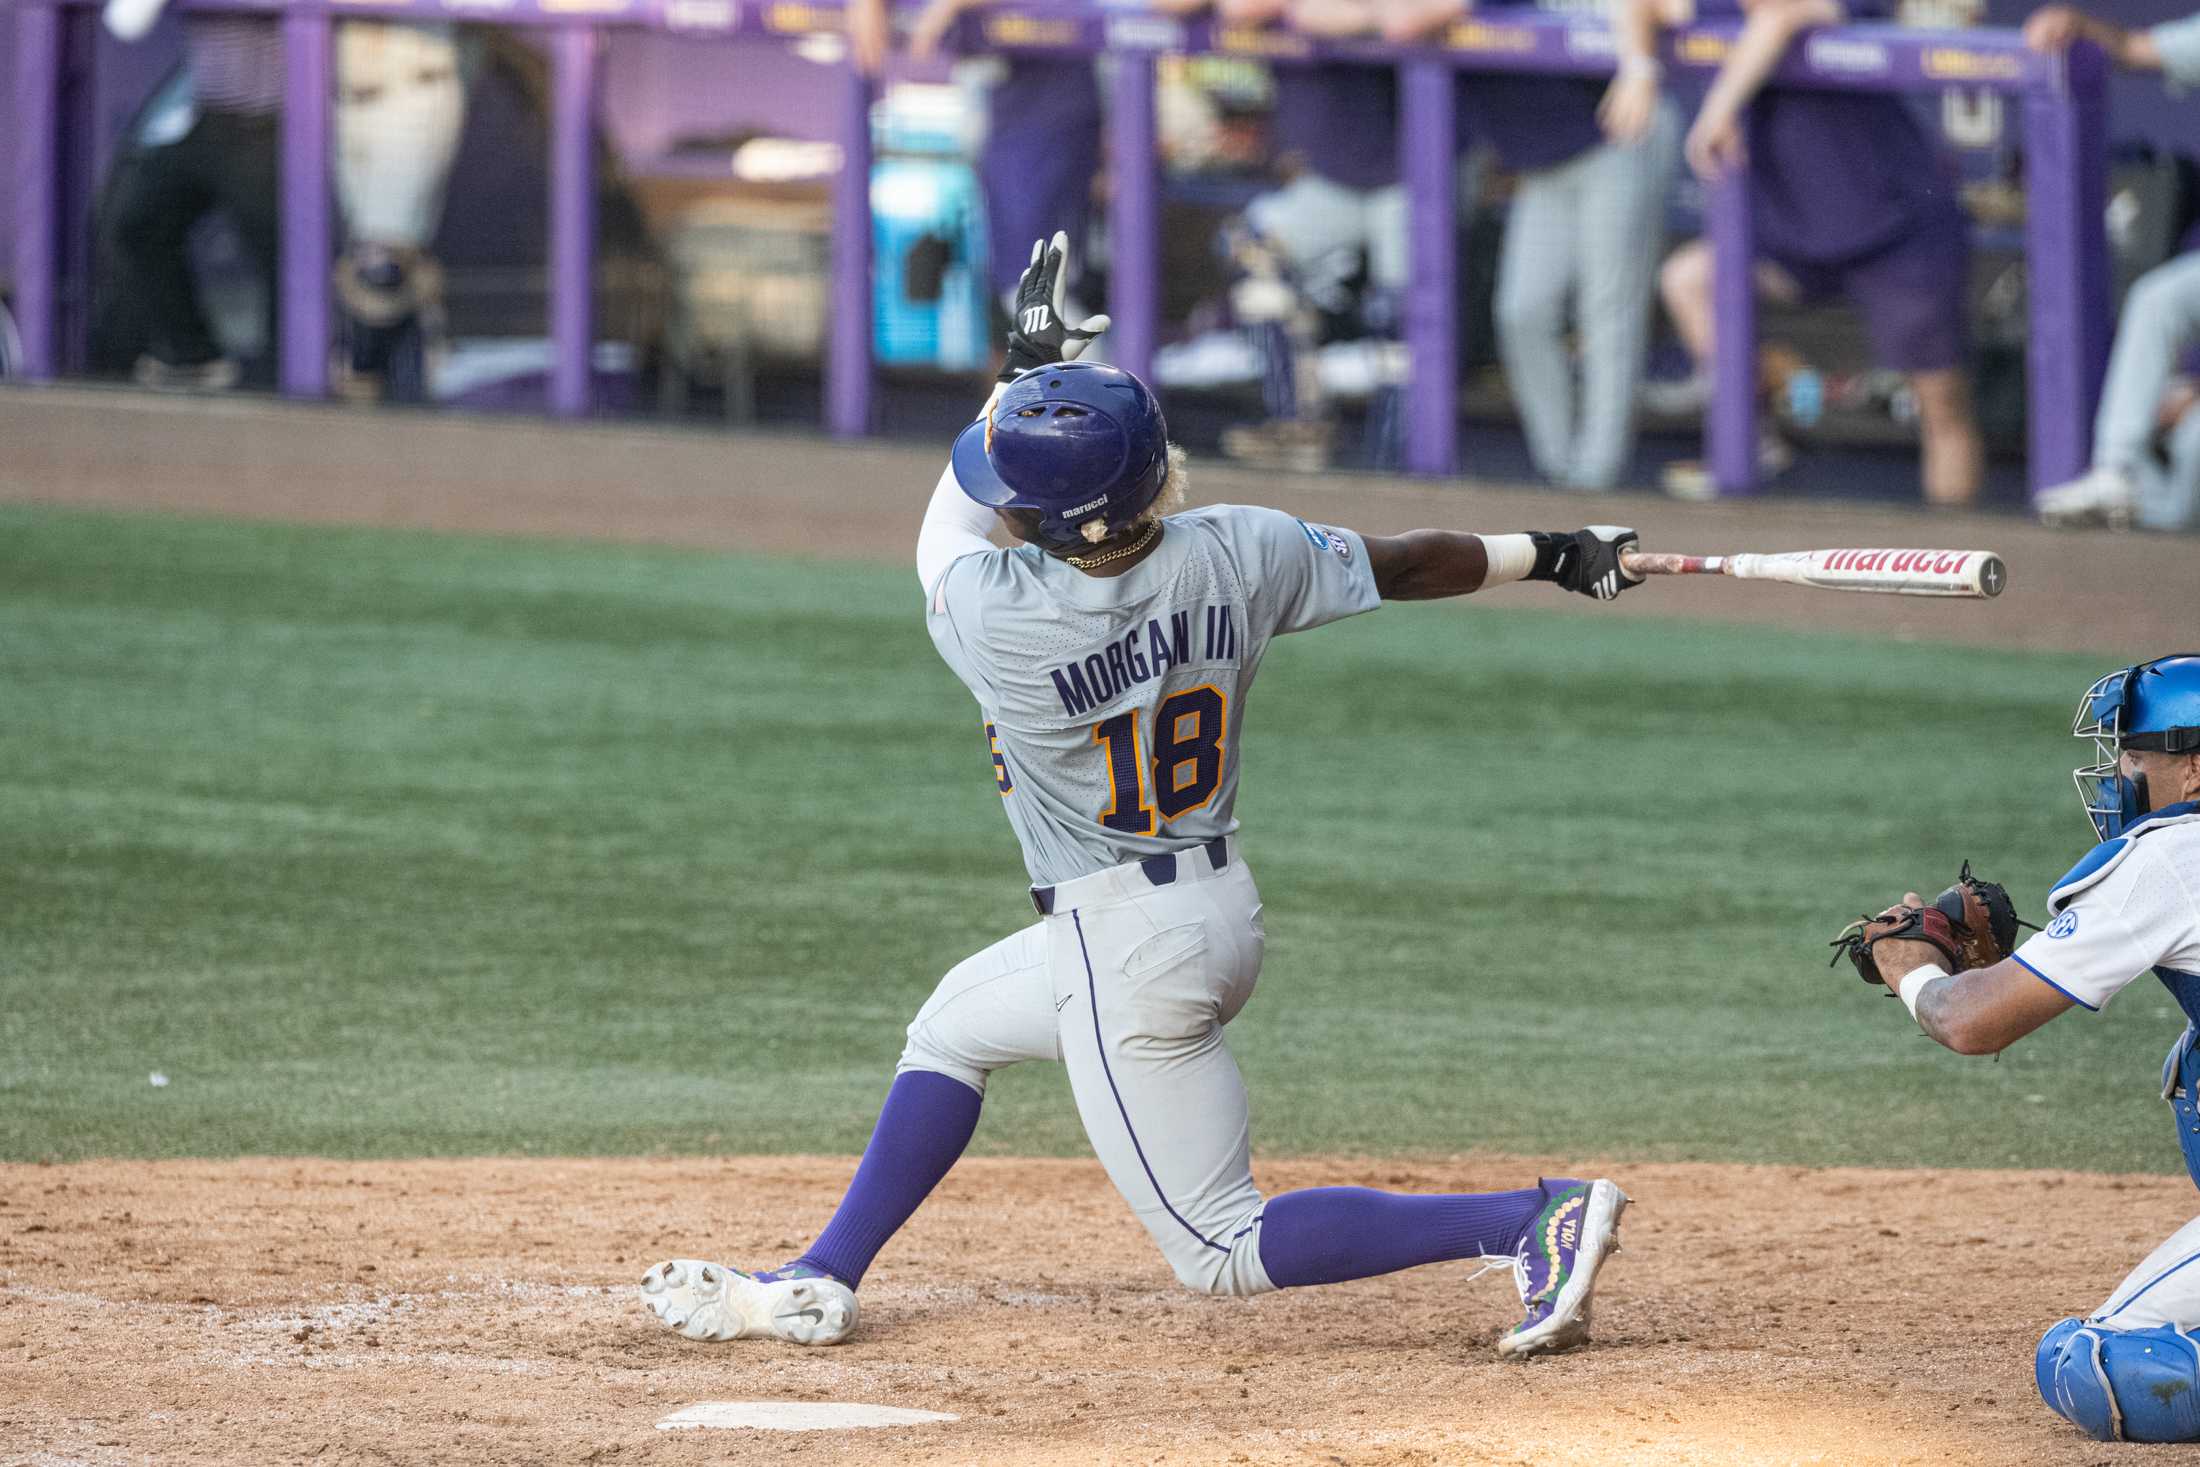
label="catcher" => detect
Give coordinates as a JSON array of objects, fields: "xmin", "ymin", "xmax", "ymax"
[{"xmin": 1831, "ymin": 653, "xmax": 2200, "ymax": 1443}]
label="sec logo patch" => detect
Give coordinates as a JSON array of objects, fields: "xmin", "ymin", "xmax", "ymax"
[
  {"xmin": 1295, "ymin": 520, "xmax": 1354, "ymax": 563},
  {"xmin": 2047, "ymin": 911, "xmax": 2079, "ymax": 939}
]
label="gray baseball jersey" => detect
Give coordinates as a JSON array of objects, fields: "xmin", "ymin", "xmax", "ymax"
[{"xmin": 925, "ymin": 504, "xmax": 1381, "ymax": 886}]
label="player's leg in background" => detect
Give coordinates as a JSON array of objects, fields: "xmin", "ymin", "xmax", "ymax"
[
  {"xmin": 2035, "ymin": 1211, "xmax": 2200, "ymax": 1443},
  {"xmin": 108, "ymin": 119, "xmax": 228, "ymax": 382},
  {"xmin": 333, "ymin": 21, "xmax": 469, "ymax": 402},
  {"xmin": 2141, "ymin": 398, "xmax": 2200, "ymax": 532},
  {"xmin": 1052, "ymin": 859, "xmax": 1614, "ymax": 1346},
  {"xmin": 1654, "ymin": 245, "xmax": 1802, "ymax": 495},
  {"xmin": 786, "ymin": 922, "xmax": 1061, "ymax": 1288},
  {"xmin": 1358, "ymin": 147, "xmax": 1481, "ymax": 315},
  {"xmin": 2040, "ymin": 253, "xmax": 2200, "ymax": 525},
  {"xmin": 1363, "ymin": 179, "xmax": 1410, "ymax": 310},
  {"xmin": 1909, "ymin": 367, "xmax": 1984, "ymax": 509},
  {"xmin": 978, "ymin": 60, "xmax": 1102, "ymax": 321},
  {"xmin": 203, "ymin": 111, "xmax": 282, "ymax": 386},
  {"xmin": 1655, "ymin": 237, "xmax": 1714, "ymax": 375},
  {"xmin": 2089, "ymin": 254, "xmax": 2200, "ymax": 483},
  {"xmin": 1659, "ymin": 243, "xmax": 1807, "ymax": 380},
  {"xmin": 1224, "ymin": 173, "xmax": 1362, "ymax": 467},
  {"xmin": 1841, "ymin": 212, "xmax": 1981, "ymax": 507},
  {"xmin": 1566, "ymin": 102, "xmax": 1681, "ymax": 491},
  {"xmin": 1493, "ymin": 157, "xmax": 1585, "ymax": 486}
]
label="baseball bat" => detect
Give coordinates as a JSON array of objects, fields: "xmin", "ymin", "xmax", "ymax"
[{"xmin": 1618, "ymin": 547, "xmax": 2007, "ymax": 599}]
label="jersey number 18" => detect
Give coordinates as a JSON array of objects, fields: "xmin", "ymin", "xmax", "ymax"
[{"xmin": 1094, "ymin": 685, "xmax": 1228, "ymax": 833}]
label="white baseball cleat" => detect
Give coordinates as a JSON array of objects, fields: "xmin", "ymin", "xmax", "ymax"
[
  {"xmin": 2036, "ymin": 466, "xmax": 2137, "ymax": 530},
  {"xmin": 638, "ymin": 1259, "xmax": 857, "ymax": 1346}
]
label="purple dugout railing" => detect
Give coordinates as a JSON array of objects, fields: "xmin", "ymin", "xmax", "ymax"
[{"xmin": 12, "ymin": 0, "xmax": 2107, "ymax": 495}]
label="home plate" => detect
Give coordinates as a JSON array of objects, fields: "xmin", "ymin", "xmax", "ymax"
[{"xmin": 655, "ymin": 1402, "xmax": 959, "ymax": 1432}]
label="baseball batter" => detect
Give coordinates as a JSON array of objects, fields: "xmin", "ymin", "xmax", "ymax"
[
  {"xmin": 1834, "ymin": 654, "xmax": 2200, "ymax": 1443},
  {"xmin": 643, "ymin": 234, "xmax": 1637, "ymax": 1357}
]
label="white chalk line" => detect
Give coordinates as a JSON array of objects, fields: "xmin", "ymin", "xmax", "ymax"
[{"xmin": 656, "ymin": 1401, "xmax": 959, "ymax": 1432}]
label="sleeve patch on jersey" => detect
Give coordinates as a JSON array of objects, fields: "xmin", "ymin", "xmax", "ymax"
[{"xmin": 1296, "ymin": 518, "xmax": 1353, "ymax": 563}]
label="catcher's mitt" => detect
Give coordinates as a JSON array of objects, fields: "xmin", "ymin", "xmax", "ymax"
[{"xmin": 1828, "ymin": 862, "xmax": 2031, "ymax": 985}]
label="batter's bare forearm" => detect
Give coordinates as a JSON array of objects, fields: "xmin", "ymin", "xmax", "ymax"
[{"xmin": 1365, "ymin": 530, "xmax": 1490, "ymax": 600}]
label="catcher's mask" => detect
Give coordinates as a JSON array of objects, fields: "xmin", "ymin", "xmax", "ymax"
[
  {"xmin": 2073, "ymin": 653, "xmax": 2200, "ymax": 841},
  {"xmin": 950, "ymin": 362, "xmax": 1168, "ymax": 551}
]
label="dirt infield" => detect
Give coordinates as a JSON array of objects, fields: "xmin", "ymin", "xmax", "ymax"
[
  {"xmin": 3, "ymin": 385, "xmax": 2193, "ymax": 1463},
  {"xmin": 0, "ymin": 1154, "xmax": 2179, "ymax": 1466},
  {"xmin": 1, "ymin": 384, "xmax": 2189, "ymax": 656}
]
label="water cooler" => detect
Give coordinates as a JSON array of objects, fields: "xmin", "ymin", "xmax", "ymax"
[{"xmin": 871, "ymin": 85, "xmax": 990, "ymax": 370}]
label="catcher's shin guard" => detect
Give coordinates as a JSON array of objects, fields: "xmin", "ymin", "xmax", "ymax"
[{"xmin": 2037, "ymin": 1316, "xmax": 2200, "ymax": 1443}]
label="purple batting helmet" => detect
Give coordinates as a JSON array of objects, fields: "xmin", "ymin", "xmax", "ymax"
[{"xmin": 950, "ymin": 361, "xmax": 1168, "ymax": 547}]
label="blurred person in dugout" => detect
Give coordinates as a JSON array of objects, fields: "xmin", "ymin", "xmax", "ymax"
[
  {"xmin": 1170, "ymin": 0, "xmax": 1680, "ymax": 483},
  {"xmin": 1623, "ymin": 0, "xmax": 1987, "ymax": 507},
  {"xmin": 850, "ymin": 0, "xmax": 1425, "ymax": 471},
  {"xmin": 1191, "ymin": 0, "xmax": 1439, "ymax": 471},
  {"xmin": 1380, "ymin": 0, "xmax": 1684, "ymax": 491},
  {"xmin": 847, "ymin": 0, "xmax": 1113, "ymax": 331},
  {"xmin": 2027, "ymin": 3, "xmax": 2200, "ymax": 534},
  {"xmin": 99, "ymin": 0, "xmax": 469, "ymax": 401}
]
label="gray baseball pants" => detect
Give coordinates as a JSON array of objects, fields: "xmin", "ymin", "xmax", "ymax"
[
  {"xmin": 1494, "ymin": 104, "xmax": 1681, "ymax": 491},
  {"xmin": 2091, "ymin": 251, "xmax": 2200, "ymax": 531}
]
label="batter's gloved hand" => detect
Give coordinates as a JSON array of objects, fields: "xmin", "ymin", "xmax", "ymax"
[
  {"xmin": 1828, "ymin": 862, "xmax": 2032, "ymax": 986},
  {"xmin": 1528, "ymin": 526, "xmax": 1644, "ymax": 601},
  {"xmin": 1000, "ymin": 231, "xmax": 1111, "ymax": 383}
]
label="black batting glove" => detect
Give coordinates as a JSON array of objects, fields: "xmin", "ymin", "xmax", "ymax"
[
  {"xmin": 1000, "ymin": 230, "xmax": 1111, "ymax": 382},
  {"xmin": 1529, "ymin": 526, "xmax": 1645, "ymax": 601}
]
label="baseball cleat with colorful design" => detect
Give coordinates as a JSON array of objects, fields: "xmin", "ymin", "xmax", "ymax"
[
  {"xmin": 1494, "ymin": 1177, "xmax": 1628, "ymax": 1359},
  {"xmin": 638, "ymin": 1259, "xmax": 857, "ymax": 1346}
]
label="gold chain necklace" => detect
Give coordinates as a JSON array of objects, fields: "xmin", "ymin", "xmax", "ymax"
[{"xmin": 1063, "ymin": 520, "xmax": 1159, "ymax": 571}]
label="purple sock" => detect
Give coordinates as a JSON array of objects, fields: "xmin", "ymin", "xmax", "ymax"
[
  {"xmin": 792, "ymin": 1069, "xmax": 981, "ymax": 1288},
  {"xmin": 1256, "ymin": 1185, "xmax": 1543, "ymax": 1288}
]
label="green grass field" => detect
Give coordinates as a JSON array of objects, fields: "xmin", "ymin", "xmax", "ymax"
[{"xmin": 0, "ymin": 504, "xmax": 2172, "ymax": 1171}]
